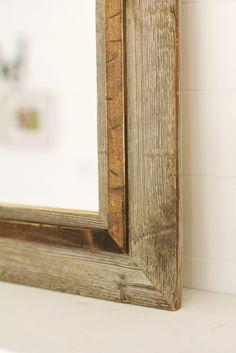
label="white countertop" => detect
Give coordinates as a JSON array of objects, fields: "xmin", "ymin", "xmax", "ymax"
[{"xmin": 0, "ymin": 282, "xmax": 236, "ymax": 353}]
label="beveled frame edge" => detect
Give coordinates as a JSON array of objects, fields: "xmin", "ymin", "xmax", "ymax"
[
  {"xmin": 0, "ymin": 0, "xmax": 182, "ymax": 310},
  {"xmin": 0, "ymin": 0, "xmax": 128, "ymax": 252}
]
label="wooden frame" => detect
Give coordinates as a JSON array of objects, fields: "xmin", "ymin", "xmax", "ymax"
[{"xmin": 0, "ymin": 0, "xmax": 182, "ymax": 310}]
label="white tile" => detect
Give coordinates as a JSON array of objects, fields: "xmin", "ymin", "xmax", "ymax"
[
  {"xmin": 184, "ymin": 256, "xmax": 236, "ymax": 295},
  {"xmin": 183, "ymin": 91, "xmax": 236, "ymax": 177},
  {"xmin": 184, "ymin": 175, "xmax": 236, "ymax": 261},
  {"xmin": 182, "ymin": 2, "xmax": 236, "ymax": 90}
]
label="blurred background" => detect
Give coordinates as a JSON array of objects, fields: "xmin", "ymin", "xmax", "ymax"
[{"xmin": 0, "ymin": 0, "xmax": 99, "ymax": 211}]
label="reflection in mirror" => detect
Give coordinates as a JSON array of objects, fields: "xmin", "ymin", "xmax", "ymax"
[{"xmin": 0, "ymin": 0, "xmax": 99, "ymax": 211}]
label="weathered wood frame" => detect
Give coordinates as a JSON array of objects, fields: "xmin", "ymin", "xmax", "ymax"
[{"xmin": 0, "ymin": 0, "xmax": 182, "ymax": 310}]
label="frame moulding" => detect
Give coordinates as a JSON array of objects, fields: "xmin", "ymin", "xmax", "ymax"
[{"xmin": 0, "ymin": 0, "xmax": 182, "ymax": 310}]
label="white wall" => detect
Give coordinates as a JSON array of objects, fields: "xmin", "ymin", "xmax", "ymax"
[{"xmin": 182, "ymin": 0, "xmax": 236, "ymax": 294}]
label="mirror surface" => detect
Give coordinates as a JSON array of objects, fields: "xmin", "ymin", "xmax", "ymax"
[{"xmin": 0, "ymin": 0, "xmax": 99, "ymax": 211}]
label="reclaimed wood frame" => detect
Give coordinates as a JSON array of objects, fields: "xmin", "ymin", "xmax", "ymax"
[{"xmin": 0, "ymin": 0, "xmax": 182, "ymax": 310}]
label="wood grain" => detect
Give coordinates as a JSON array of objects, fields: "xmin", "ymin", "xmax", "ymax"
[
  {"xmin": 97, "ymin": 0, "xmax": 108, "ymax": 226},
  {"xmin": 0, "ymin": 205, "xmax": 105, "ymax": 228},
  {"xmin": 127, "ymin": 0, "xmax": 182, "ymax": 308},
  {"xmin": 0, "ymin": 238, "xmax": 174, "ymax": 310},
  {"xmin": 106, "ymin": 0, "xmax": 128, "ymax": 250}
]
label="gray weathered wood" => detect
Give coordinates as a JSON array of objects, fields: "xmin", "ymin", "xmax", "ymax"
[
  {"xmin": 97, "ymin": 0, "xmax": 108, "ymax": 226},
  {"xmin": 0, "ymin": 238, "xmax": 171, "ymax": 309},
  {"xmin": 127, "ymin": 0, "xmax": 182, "ymax": 308},
  {"xmin": 0, "ymin": 205, "xmax": 104, "ymax": 229}
]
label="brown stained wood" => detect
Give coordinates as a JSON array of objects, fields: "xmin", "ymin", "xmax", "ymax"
[
  {"xmin": 127, "ymin": 0, "xmax": 182, "ymax": 308},
  {"xmin": 106, "ymin": 0, "xmax": 128, "ymax": 250},
  {"xmin": 0, "ymin": 220, "xmax": 121, "ymax": 253}
]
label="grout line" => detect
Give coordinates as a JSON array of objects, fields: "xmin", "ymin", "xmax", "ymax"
[
  {"xmin": 182, "ymin": 89, "xmax": 236, "ymax": 93},
  {"xmin": 184, "ymin": 174, "xmax": 236, "ymax": 180},
  {"xmin": 184, "ymin": 255, "xmax": 236, "ymax": 264},
  {"xmin": 182, "ymin": 0, "xmax": 236, "ymax": 5}
]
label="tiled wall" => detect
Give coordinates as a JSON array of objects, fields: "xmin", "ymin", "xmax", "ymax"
[{"xmin": 182, "ymin": 0, "xmax": 236, "ymax": 294}]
